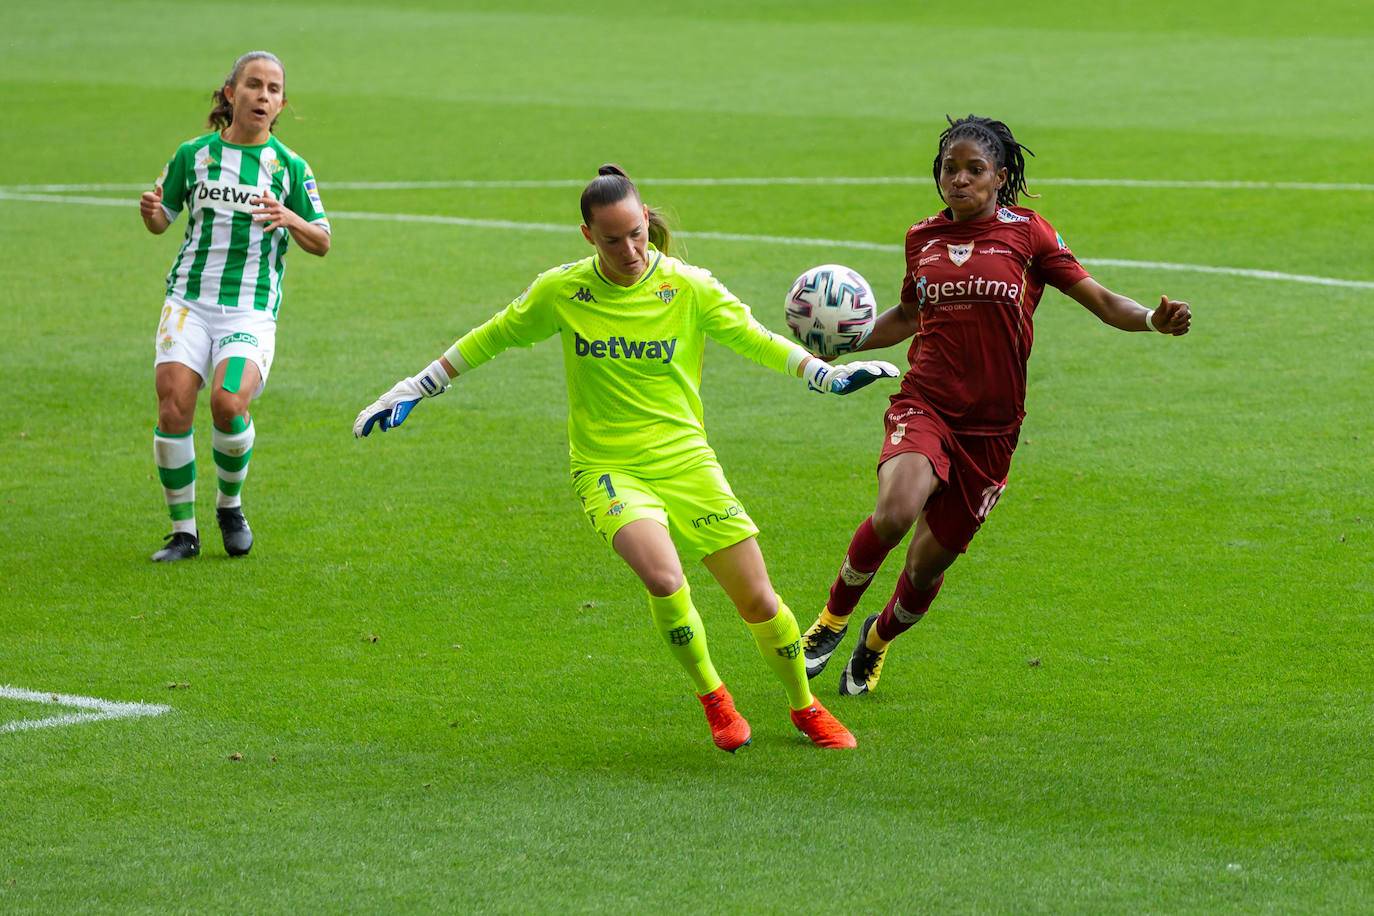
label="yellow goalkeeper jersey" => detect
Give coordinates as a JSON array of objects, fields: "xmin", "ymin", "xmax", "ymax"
[{"xmin": 454, "ymin": 246, "xmax": 806, "ymax": 476}]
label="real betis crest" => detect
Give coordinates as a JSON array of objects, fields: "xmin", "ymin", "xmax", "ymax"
[
  {"xmin": 655, "ymin": 283, "xmax": 679, "ymax": 304},
  {"xmin": 947, "ymin": 243, "xmax": 974, "ymax": 266}
]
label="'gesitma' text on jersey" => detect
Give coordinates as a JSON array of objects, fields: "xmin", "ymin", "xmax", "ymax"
[
  {"xmin": 155, "ymin": 132, "xmax": 329, "ymax": 317},
  {"xmin": 454, "ymin": 246, "xmax": 806, "ymax": 476},
  {"xmin": 898, "ymin": 206, "xmax": 1090, "ymax": 435}
]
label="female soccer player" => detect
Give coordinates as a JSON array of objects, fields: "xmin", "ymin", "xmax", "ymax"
[
  {"xmin": 354, "ymin": 165, "xmax": 899, "ymax": 750},
  {"xmin": 800, "ymin": 115, "xmax": 1191, "ymax": 695},
  {"xmin": 140, "ymin": 50, "xmax": 330, "ymax": 561}
]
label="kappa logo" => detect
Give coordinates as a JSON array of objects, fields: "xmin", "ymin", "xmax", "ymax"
[
  {"xmin": 571, "ymin": 287, "xmax": 597, "ymax": 303},
  {"xmin": 947, "ymin": 243, "xmax": 974, "ymax": 266},
  {"xmin": 655, "ymin": 283, "xmax": 679, "ymax": 304}
]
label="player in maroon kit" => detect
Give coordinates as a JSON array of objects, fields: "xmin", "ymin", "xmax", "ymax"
[{"xmin": 801, "ymin": 115, "xmax": 1191, "ymax": 695}]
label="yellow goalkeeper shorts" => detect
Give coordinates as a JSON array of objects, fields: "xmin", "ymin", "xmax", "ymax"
[{"xmin": 571, "ymin": 457, "xmax": 759, "ymax": 563}]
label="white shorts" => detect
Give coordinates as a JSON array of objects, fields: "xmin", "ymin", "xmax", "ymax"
[{"xmin": 153, "ymin": 293, "xmax": 276, "ymax": 396}]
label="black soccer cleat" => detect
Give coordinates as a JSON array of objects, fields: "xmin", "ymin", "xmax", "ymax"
[
  {"xmin": 216, "ymin": 506, "xmax": 253, "ymax": 557},
  {"xmin": 838, "ymin": 614, "xmax": 887, "ymax": 696},
  {"xmin": 801, "ymin": 613, "xmax": 848, "ymax": 679},
  {"xmin": 151, "ymin": 531, "xmax": 200, "ymax": 562}
]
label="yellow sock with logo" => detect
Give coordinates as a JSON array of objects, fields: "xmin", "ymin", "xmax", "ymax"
[
  {"xmin": 647, "ymin": 583, "xmax": 721, "ymax": 696},
  {"xmin": 747, "ymin": 600, "xmax": 813, "ymax": 710}
]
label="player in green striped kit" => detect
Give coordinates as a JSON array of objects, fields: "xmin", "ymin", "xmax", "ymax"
[
  {"xmin": 355, "ymin": 165, "xmax": 898, "ymax": 750},
  {"xmin": 139, "ymin": 51, "xmax": 330, "ymax": 561}
]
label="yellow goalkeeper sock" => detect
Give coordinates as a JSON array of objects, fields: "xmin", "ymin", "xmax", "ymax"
[
  {"xmin": 647, "ymin": 583, "xmax": 721, "ymax": 696},
  {"xmin": 747, "ymin": 600, "xmax": 812, "ymax": 710}
]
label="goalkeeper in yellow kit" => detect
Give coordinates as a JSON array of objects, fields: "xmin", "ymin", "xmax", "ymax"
[{"xmin": 354, "ymin": 165, "xmax": 897, "ymax": 750}]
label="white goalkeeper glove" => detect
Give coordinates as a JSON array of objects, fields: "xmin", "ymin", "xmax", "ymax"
[
  {"xmin": 804, "ymin": 359, "xmax": 900, "ymax": 395},
  {"xmin": 353, "ymin": 359, "xmax": 450, "ymax": 437}
]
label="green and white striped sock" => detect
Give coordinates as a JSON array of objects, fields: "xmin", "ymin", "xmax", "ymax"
[
  {"xmin": 212, "ymin": 416, "xmax": 254, "ymax": 509},
  {"xmin": 153, "ymin": 427, "xmax": 196, "ymax": 535}
]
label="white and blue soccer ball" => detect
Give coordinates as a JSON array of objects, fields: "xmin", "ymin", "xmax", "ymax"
[{"xmin": 784, "ymin": 263, "xmax": 877, "ymax": 359}]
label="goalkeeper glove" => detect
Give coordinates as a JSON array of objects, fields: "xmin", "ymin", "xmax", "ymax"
[
  {"xmin": 804, "ymin": 359, "xmax": 900, "ymax": 395},
  {"xmin": 353, "ymin": 359, "xmax": 450, "ymax": 437}
]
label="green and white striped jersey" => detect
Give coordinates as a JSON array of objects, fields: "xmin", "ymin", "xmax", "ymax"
[{"xmin": 155, "ymin": 132, "xmax": 329, "ymax": 317}]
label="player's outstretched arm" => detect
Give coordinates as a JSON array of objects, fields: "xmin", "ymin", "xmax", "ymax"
[
  {"xmin": 1067, "ymin": 278, "xmax": 1191, "ymax": 337},
  {"xmin": 855, "ymin": 301, "xmax": 920, "ymax": 351},
  {"xmin": 800, "ymin": 357, "xmax": 900, "ymax": 395},
  {"xmin": 353, "ymin": 358, "xmax": 453, "ymax": 437}
]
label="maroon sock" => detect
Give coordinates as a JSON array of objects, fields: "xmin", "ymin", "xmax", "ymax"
[
  {"xmin": 827, "ymin": 517, "xmax": 900, "ymax": 618},
  {"xmin": 875, "ymin": 573, "xmax": 943, "ymax": 642}
]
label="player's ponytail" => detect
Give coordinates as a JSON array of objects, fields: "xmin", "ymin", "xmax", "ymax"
[
  {"xmin": 580, "ymin": 164, "xmax": 674, "ymax": 254},
  {"xmin": 206, "ymin": 50, "xmax": 286, "ymax": 133}
]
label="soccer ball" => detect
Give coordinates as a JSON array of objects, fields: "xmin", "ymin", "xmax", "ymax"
[{"xmin": 784, "ymin": 264, "xmax": 876, "ymax": 359}]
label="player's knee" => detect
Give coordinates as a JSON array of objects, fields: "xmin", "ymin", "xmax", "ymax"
[
  {"xmin": 156, "ymin": 399, "xmax": 194, "ymax": 434},
  {"xmin": 732, "ymin": 588, "xmax": 778, "ymax": 624},
  {"xmin": 210, "ymin": 392, "xmax": 249, "ymax": 430},
  {"xmin": 642, "ymin": 570, "xmax": 687, "ymax": 598},
  {"xmin": 871, "ymin": 502, "xmax": 918, "ymax": 543}
]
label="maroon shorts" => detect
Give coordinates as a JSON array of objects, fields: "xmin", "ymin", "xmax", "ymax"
[{"xmin": 878, "ymin": 397, "xmax": 1018, "ymax": 553}]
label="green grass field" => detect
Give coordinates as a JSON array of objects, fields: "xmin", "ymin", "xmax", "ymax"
[{"xmin": 2, "ymin": 1, "xmax": 1371, "ymax": 912}]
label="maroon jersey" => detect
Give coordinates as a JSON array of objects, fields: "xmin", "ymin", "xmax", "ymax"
[{"xmin": 897, "ymin": 206, "xmax": 1091, "ymax": 435}]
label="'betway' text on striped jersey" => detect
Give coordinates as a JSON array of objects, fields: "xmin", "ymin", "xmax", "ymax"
[{"xmin": 156, "ymin": 133, "xmax": 329, "ymax": 317}]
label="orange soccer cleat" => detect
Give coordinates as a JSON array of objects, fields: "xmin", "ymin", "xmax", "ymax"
[
  {"xmin": 790, "ymin": 697, "xmax": 857, "ymax": 749},
  {"xmin": 698, "ymin": 684, "xmax": 752, "ymax": 752}
]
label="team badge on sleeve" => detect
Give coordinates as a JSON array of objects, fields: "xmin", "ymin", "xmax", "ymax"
[{"xmin": 304, "ymin": 175, "xmax": 322, "ymax": 210}]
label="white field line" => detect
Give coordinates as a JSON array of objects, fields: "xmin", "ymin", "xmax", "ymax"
[
  {"xmin": 3, "ymin": 189, "xmax": 1372, "ymax": 291},
  {"xmin": 0, "ymin": 684, "xmax": 172, "ymax": 734},
  {"xmin": 5, "ymin": 177, "xmax": 1374, "ymax": 192}
]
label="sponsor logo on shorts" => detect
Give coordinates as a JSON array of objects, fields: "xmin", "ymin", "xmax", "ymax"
[
  {"xmin": 219, "ymin": 332, "xmax": 259, "ymax": 348},
  {"xmin": 574, "ymin": 331, "xmax": 677, "ymax": 363},
  {"xmin": 691, "ymin": 503, "xmax": 745, "ymax": 529}
]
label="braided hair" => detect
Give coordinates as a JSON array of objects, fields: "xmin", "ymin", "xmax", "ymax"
[
  {"xmin": 579, "ymin": 164, "xmax": 673, "ymax": 254},
  {"xmin": 932, "ymin": 115, "xmax": 1036, "ymax": 208},
  {"xmin": 206, "ymin": 51, "xmax": 285, "ymax": 133}
]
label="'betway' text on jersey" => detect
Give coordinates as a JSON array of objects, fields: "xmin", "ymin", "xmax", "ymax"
[
  {"xmin": 452, "ymin": 246, "xmax": 807, "ymax": 476},
  {"xmin": 573, "ymin": 331, "xmax": 678, "ymax": 362},
  {"xmin": 156, "ymin": 133, "xmax": 329, "ymax": 317}
]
